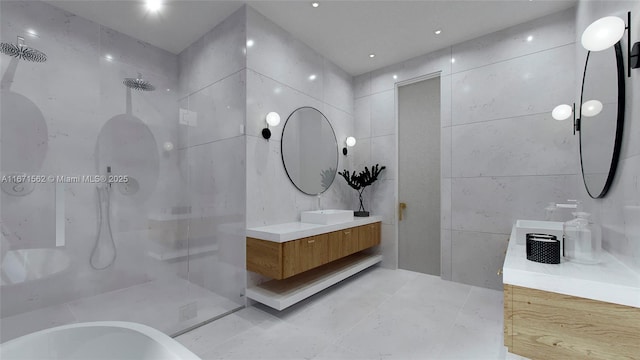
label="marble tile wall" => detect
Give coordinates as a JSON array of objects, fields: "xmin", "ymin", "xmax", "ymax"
[
  {"xmin": 176, "ymin": 6, "xmax": 247, "ymax": 305},
  {"xmin": 244, "ymin": 6, "xmax": 355, "ymax": 230},
  {"xmin": 574, "ymin": 0, "xmax": 640, "ymax": 272},
  {"xmin": 354, "ymin": 8, "xmax": 578, "ymax": 288}
]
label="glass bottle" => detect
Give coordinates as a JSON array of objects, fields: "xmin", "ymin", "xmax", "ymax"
[{"xmin": 563, "ymin": 212, "xmax": 602, "ymax": 264}]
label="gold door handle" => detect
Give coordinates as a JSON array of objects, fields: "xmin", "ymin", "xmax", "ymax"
[
  {"xmin": 497, "ymin": 269, "xmax": 503, "ymax": 276},
  {"xmin": 307, "ymin": 239, "xmax": 315, "ymax": 244},
  {"xmin": 399, "ymin": 202, "xmax": 407, "ymax": 221}
]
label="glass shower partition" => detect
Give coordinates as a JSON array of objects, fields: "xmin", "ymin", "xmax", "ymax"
[{"xmin": 0, "ymin": 0, "xmax": 244, "ymax": 342}]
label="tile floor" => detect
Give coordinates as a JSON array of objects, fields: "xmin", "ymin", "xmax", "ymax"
[
  {"xmin": 178, "ymin": 266, "xmax": 528, "ymax": 359},
  {"xmin": 0, "ymin": 276, "xmax": 241, "ymax": 342}
]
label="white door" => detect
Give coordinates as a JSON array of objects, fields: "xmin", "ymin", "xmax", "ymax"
[{"xmin": 398, "ymin": 77, "xmax": 441, "ymax": 275}]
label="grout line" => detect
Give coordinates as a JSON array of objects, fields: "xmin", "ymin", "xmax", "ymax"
[
  {"xmin": 324, "ymin": 268, "xmax": 412, "ymax": 347},
  {"xmin": 359, "ymin": 87, "xmax": 395, "ymax": 98},
  {"xmin": 246, "ymin": 68, "xmax": 355, "ymax": 116},
  {"xmin": 354, "ymin": 42, "xmax": 575, "ymax": 100},
  {"xmin": 425, "ymin": 276, "xmax": 474, "ymax": 358},
  {"xmin": 448, "ymin": 229, "xmax": 511, "ymax": 236},
  {"xmin": 176, "ymin": 134, "xmax": 245, "ymax": 151},
  {"xmin": 188, "ymin": 309, "xmax": 286, "ymax": 358},
  {"xmin": 449, "ymin": 63, "xmax": 453, "ymax": 233},
  {"xmin": 449, "ymin": 173, "xmax": 579, "ymax": 179},
  {"xmin": 449, "ymin": 42, "xmax": 577, "ymax": 76},
  {"xmin": 64, "ymin": 302, "xmax": 79, "ymax": 323},
  {"xmin": 178, "ymin": 68, "xmax": 246, "ymax": 101},
  {"xmin": 444, "ymin": 110, "xmax": 558, "ymax": 128}
]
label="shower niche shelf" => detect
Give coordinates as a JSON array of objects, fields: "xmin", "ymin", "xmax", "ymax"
[
  {"xmin": 246, "ymin": 217, "xmax": 382, "ymax": 310},
  {"xmin": 147, "ymin": 243, "xmax": 218, "ymax": 261}
]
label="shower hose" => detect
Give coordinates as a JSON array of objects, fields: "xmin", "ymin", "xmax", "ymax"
[{"xmin": 90, "ymin": 185, "xmax": 117, "ymax": 270}]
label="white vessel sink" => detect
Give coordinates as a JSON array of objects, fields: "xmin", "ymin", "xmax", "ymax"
[
  {"xmin": 301, "ymin": 210, "xmax": 354, "ymax": 225},
  {"xmin": 515, "ymin": 220, "xmax": 564, "ymax": 245}
]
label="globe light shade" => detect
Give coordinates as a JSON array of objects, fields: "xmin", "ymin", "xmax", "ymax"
[
  {"xmin": 346, "ymin": 136, "xmax": 356, "ymax": 147},
  {"xmin": 581, "ymin": 16, "xmax": 625, "ymax": 51},
  {"xmin": 552, "ymin": 104, "xmax": 573, "ymax": 121},
  {"xmin": 265, "ymin": 112, "xmax": 281, "ymax": 127},
  {"xmin": 581, "ymin": 100, "xmax": 603, "ymax": 117}
]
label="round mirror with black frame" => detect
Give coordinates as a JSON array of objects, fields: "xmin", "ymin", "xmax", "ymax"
[
  {"xmin": 579, "ymin": 41, "xmax": 625, "ymax": 199},
  {"xmin": 281, "ymin": 106, "xmax": 338, "ymax": 195}
]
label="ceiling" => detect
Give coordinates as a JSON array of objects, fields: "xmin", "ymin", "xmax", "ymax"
[{"xmin": 46, "ymin": 0, "xmax": 577, "ymax": 76}]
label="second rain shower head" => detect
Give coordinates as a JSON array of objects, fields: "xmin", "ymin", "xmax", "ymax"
[
  {"xmin": 0, "ymin": 36, "xmax": 47, "ymax": 62},
  {"xmin": 123, "ymin": 73, "xmax": 155, "ymax": 91}
]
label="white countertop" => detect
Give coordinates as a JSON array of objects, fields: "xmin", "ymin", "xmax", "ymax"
[
  {"xmin": 246, "ymin": 216, "xmax": 383, "ymax": 243},
  {"xmin": 503, "ymin": 225, "xmax": 640, "ymax": 308}
]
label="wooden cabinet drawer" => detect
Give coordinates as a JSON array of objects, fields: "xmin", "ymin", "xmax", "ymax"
[
  {"xmin": 247, "ymin": 222, "xmax": 381, "ymax": 279},
  {"xmin": 340, "ymin": 227, "xmax": 359, "ymax": 257},
  {"xmin": 283, "ymin": 234, "xmax": 329, "ymax": 277},
  {"xmin": 358, "ymin": 222, "xmax": 381, "ymax": 250},
  {"xmin": 328, "ymin": 228, "xmax": 359, "ymax": 261}
]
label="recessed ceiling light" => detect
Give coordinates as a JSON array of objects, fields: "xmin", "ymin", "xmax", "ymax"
[
  {"xmin": 434, "ymin": 29, "xmax": 442, "ymax": 35},
  {"xmin": 105, "ymin": 54, "xmax": 113, "ymax": 61},
  {"xmin": 309, "ymin": 74, "xmax": 317, "ymax": 81},
  {"xmin": 527, "ymin": 35, "xmax": 534, "ymax": 42},
  {"xmin": 369, "ymin": 54, "xmax": 376, "ymax": 58},
  {"xmin": 246, "ymin": 39, "xmax": 255, "ymax": 47},
  {"xmin": 393, "ymin": 75, "xmax": 398, "ymax": 80},
  {"xmin": 26, "ymin": 28, "xmax": 38, "ymax": 37},
  {"xmin": 166, "ymin": 88, "xmax": 171, "ymax": 92},
  {"xmin": 451, "ymin": 57, "xmax": 456, "ymax": 63},
  {"xmin": 311, "ymin": 2, "xmax": 319, "ymax": 8},
  {"xmin": 145, "ymin": 0, "xmax": 162, "ymax": 12}
]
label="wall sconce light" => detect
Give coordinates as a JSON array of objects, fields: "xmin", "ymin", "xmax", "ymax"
[
  {"xmin": 582, "ymin": 11, "xmax": 639, "ymax": 77},
  {"xmin": 581, "ymin": 100, "xmax": 603, "ymax": 117},
  {"xmin": 343, "ymin": 136, "xmax": 356, "ymax": 155},
  {"xmin": 162, "ymin": 141, "xmax": 174, "ymax": 152},
  {"xmin": 552, "ymin": 103, "xmax": 580, "ymax": 135},
  {"xmin": 262, "ymin": 111, "xmax": 281, "ymax": 140}
]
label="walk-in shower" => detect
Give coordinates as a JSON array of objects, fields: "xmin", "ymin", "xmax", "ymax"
[{"xmin": 1, "ymin": 0, "xmax": 244, "ymax": 343}]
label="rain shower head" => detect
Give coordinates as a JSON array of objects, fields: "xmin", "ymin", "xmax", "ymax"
[
  {"xmin": 0, "ymin": 36, "xmax": 47, "ymax": 62},
  {"xmin": 123, "ymin": 73, "xmax": 155, "ymax": 91}
]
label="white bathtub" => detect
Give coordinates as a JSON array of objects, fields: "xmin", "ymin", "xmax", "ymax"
[{"xmin": 0, "ymin": 321, "xmax": 201, "ymax": 360}]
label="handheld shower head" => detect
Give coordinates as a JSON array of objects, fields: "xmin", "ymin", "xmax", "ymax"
[
  {"xmin": 123, "ymin": 73, "xmax": 155, "ymax": 91},
  {"xmin": 0, "ymin": 36, "xmax": 47, "ymax": 62}
]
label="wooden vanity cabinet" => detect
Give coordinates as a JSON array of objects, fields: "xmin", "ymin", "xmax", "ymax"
[
  {"xmin": 247, "ymin": 222, "xmax": 381, "ymax": 280},
  {"xmin": 504, "ymin": 284, "xmax": 640, "ymax": 360}
]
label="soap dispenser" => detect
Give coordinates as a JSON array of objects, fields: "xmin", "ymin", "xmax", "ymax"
[{"xmin": 563, "ymin": 212, "xmax": 602, "ymax": 264}]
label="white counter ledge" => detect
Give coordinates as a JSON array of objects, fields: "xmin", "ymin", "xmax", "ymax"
[
  {"xmin": 503, "ymin": 225, "xmax": 640, "ymax": 308},
  {"xmin": 246, "ymin": 216, "xmax": 383, "ymax": 243}
]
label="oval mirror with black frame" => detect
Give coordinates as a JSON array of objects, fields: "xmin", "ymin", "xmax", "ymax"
[
  {"xmin": 281, "ymin": 106, "xmax": 338, "ymax": 195},
  {"xmin": 579, "ymin": 41, "xmax": 625, "ymax": 199}
]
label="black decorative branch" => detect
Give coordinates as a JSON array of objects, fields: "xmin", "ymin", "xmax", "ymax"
[{"xmin": 338, "ymin": 164, "xmax": 386, "ymax": 214}]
